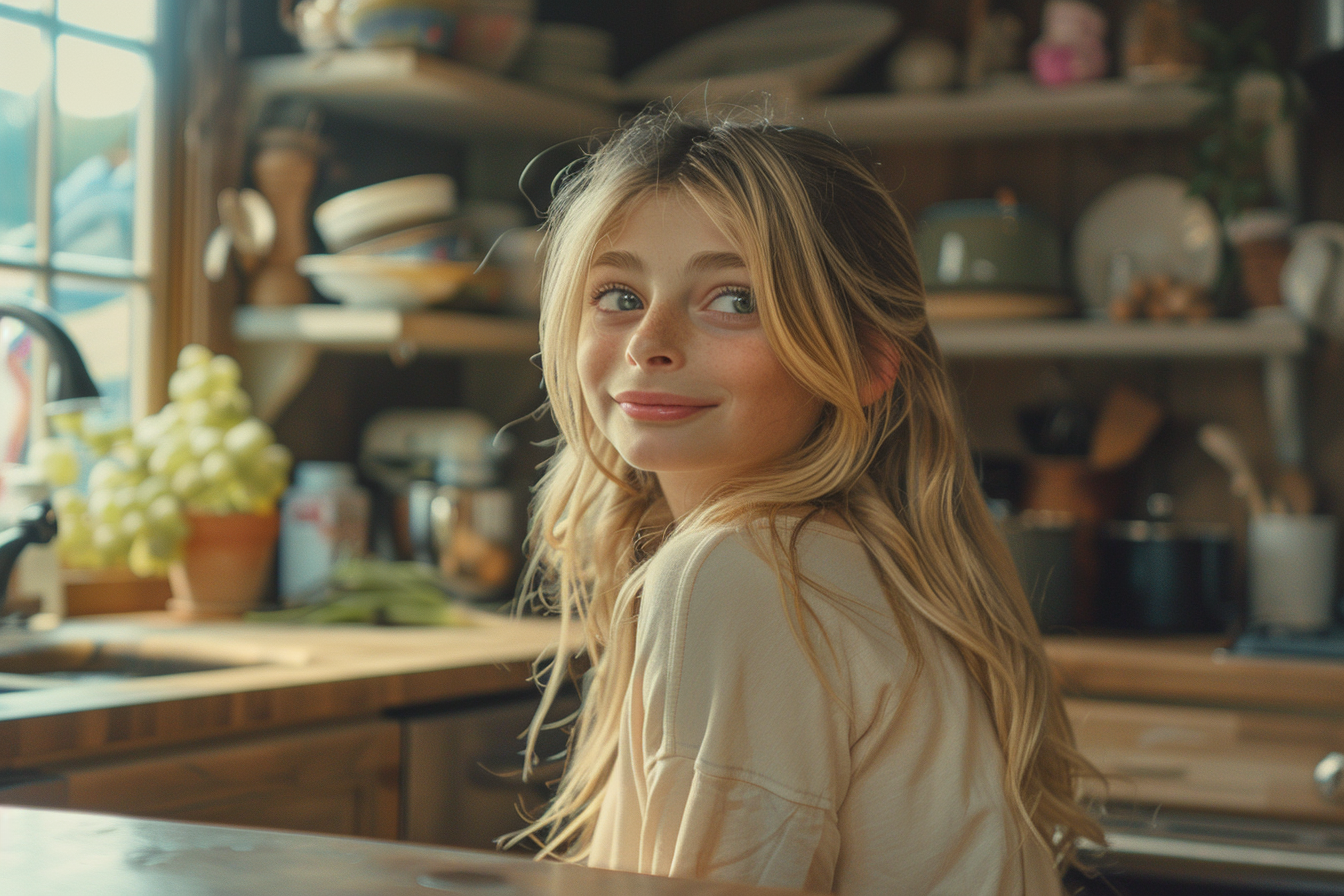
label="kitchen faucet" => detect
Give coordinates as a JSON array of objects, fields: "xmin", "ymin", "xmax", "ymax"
[{"xmin": 0, "ymin": 301, "xmax": 101, "ymax": 615}]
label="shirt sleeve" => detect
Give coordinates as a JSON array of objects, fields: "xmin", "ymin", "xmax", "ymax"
[{"xmin": 633, "ymin": 529, "xmax": 855, "ymax": 893}]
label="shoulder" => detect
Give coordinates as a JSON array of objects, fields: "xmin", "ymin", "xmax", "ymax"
[{"xmin": 639, "ymin": 518, "xmax": 904, "ymax": 698}]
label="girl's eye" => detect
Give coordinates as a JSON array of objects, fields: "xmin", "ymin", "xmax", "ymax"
[
  {"xmin": 593, "ymin": 287, "xmax": 642, "ymax": 312},
  {"xmin": 706, "ymin": 288, "xmax": 756, "ymax": 315}
]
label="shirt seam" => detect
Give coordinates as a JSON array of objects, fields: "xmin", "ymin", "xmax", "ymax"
[
  {"xmin": 647, "ymin": 749, "xmax": 836, "ymax": 813},
  {"xmin": 662, "ymin": 527, "xmax": 736, "ymax": 747}
]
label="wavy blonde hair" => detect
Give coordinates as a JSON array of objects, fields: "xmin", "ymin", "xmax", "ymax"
[{"xmin": 508, "ymin": 108, "xmax": 1104, "ymax": 869}]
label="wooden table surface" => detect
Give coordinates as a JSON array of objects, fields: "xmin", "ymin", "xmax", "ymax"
[{"xmin": 0, "ymin": 806, "xmax": 804, "ymax": 896}]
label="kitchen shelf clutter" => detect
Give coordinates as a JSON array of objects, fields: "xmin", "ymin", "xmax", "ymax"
[{"xmin": 238, "ymin": 49, "xmax": 1305, "ymax": 453}]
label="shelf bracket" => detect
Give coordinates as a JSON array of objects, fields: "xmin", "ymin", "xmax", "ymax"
[
  {"xmin": 1263, "ymin": 354, "xmax": 1305, "ymax": 467},
  {"xmin": 236, "ymin": 342, "xmax": 321, "ymax": 424}
]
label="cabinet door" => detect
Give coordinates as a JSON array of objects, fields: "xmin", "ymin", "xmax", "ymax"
[
  {"xmin": 1067, "ymin": 697, "xmax": 1344, "ymax": 823},
  {"xmin": 59, "ymin": 718, "xmax": 400, "ymax": 838}
]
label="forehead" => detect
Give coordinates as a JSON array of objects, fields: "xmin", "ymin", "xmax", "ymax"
[{"xmin": 589, "ymin": 189, "xmax": 745, "ymax": 267}]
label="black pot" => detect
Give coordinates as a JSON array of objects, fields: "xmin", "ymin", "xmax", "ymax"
[{"xmin": 1096, "ymin": 521, "xmax": 1233, "ymax": 633}]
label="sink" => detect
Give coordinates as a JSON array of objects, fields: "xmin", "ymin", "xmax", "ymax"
[{"xmin": 0, "ymin": 637, "xmax": 283, "ymax": 691}]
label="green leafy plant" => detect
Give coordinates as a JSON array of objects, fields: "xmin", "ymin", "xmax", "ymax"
[{"xmin": 1186, "ymin": 13, "xmax": 1301, "ymax": 223}]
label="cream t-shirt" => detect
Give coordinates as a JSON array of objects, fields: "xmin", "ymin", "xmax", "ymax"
[{"xmin": 587, "ymin": 521, "xmax": 1063, "ymax": 895}]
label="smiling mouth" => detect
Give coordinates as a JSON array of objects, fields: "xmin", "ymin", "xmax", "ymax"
[{"xmin": 613, "ymin": 391, "xmax": 715, "ymax": 422}]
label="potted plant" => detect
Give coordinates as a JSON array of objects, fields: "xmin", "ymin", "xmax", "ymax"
[
  {"xmin": 30, "ymin": 345, "xmax": 293, "ymax": 619},
  {"xmin": 1185, "ymin": 13, "xmax": 1304, "ymax": 313}
]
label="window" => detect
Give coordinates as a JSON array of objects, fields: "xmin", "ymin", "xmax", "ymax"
[{"xmin": 0, "ymin": 0, "xmax": 163, "ymax": 460}]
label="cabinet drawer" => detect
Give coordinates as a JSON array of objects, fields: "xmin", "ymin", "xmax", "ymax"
[
  {"xmin": 1066, "ymin": 697, "xmax": 1344, "ymax": 823},
  {"xmin": 58, "ymin": 718, "xmax": 400, "ymax": 838}
]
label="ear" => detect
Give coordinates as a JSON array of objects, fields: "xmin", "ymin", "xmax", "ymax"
[{"xmin": 858, "ymin": 330, "xmax": 900, "ymax": 406}]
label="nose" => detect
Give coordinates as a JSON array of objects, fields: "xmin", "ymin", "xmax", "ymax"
[{"xmin": 625, "ymin": 302, "xmax": 685, "ymax": 370}]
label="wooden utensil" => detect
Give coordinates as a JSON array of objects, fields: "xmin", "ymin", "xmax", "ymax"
[
  {"xmin": 1275, "ymin": 465, "xmax": 1316, "ymax": 515},
  {"xmin": 1197, "ymin": 424, "xmax": 1268, "ymax": 516},
  {"xmin": 1089, "ymin": 383, "xmax": 1163, "ymax": 470}
]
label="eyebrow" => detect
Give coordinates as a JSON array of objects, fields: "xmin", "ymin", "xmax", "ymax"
[{"xmin": 589, "ymin": 250, "xmax": 748, "ymax": 274}]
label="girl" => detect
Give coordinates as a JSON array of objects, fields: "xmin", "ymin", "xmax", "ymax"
[{"xmin": 509, "ymin": 109, "xmax": 1103, "ymax": 894}]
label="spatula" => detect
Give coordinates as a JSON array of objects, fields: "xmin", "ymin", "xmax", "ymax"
[{"xmin": 1088, "ymin": 383, "xmax": 1164, "ymax": 471}]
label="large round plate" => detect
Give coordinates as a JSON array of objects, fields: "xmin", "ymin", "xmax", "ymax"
[
  {"xmin": 1072, "ymin": 174, "xmax": 1222, "ymax": 316},
  {"xmin": 621, "ymin": 2, "xmax": 900, "ymax": 106}
]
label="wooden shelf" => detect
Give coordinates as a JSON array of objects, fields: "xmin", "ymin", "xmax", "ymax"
[
  {"xmin": 243, "ymin": 54, "xmax": 1285, "ymax": 147},
  {"xmin": 800, "ymin": 73, "xmax": 1285, "ymax": 144},
  {"xmin": 235, "ymin": 305, "xmax": 1305, "ymax": 361},
  {"xmin": 234, "ymin": 305, "xmax": 539, "ymax": 355},
  {"xmin": 933, "ymin": 315, "xmax": 1308, "ymax": 360},
  {"xmin": 242, "ymin": 49, "xmax": 616, "ymax": 142}
]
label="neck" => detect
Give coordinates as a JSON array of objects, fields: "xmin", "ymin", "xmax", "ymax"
[{"xmin": 656, "ymin": 472, "xmax": 709, "ymax": 521}]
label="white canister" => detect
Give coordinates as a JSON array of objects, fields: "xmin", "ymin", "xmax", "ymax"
[
  {"xmin": 1248, "ymin": 513, "xmax": 1339, "ymax": 631},
  {"xmin": 279, "ymin": 461, "xmax": 370, "ymax": 604}
]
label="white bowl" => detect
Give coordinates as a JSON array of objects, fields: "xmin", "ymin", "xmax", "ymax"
[
  {"xmin": 313, "ymin": 174, "xmax": 457, "ymax": 252},
  {"xmin": 296, "ymin": 254, "xmax": 478, "ymax": 308}
]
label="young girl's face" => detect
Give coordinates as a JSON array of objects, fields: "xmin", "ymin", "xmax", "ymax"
[{"xmin": 577, "ymin": 190, "xmax": 824, "ymax": 517}]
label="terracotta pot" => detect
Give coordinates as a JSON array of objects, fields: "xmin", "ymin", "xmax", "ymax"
[{"xmin": 167, "ymin": 512, "xmax": 279, "ymax": 620}]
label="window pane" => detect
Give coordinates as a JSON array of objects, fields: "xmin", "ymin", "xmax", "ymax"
[
  {"xmin": 58, "ymin": 0, "xmax": 156, "ymax": 42},
  {"xmin": 50, "ymin": 275, "xmax": 135, "ymax": 430},
  {"xmin": 52, "ymin": 36, "xmax": 148, "ymax": 267},
  {"xmin": 0, "ymin": 19, "xmax": 45, "ymax": 266},
  {"xmin": 0, "ymin": 270, "xmax": 37, "ymax": 464}
]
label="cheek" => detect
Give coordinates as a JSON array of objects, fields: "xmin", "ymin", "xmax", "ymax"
[
  {"xmin": 577, "ymin": 322, "xmax": 615, "ymax": 413},
  {"xmin": 732, "ymin": 343, "xmax": 822, "ymax": 432}
]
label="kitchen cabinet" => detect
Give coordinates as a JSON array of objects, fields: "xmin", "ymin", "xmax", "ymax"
[
  {"xmin": 55, "ymin": 717, "xmax": 401, "ymax": 838},
  {"xmin": 1048, "ymin": 637, "xmax": 1344, "ymax": 826},
  {"xmin": 1070, "ymin": 696, "xmax": 1344, "ymax": 824}
]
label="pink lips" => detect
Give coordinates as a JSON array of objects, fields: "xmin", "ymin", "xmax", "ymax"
[{"xmin": 613, "ymin": 391, "xmax": 715, "ymax": 421}]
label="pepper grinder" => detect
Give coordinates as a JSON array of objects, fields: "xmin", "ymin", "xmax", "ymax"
[{"xmin": 248, "ymin": 125, "xmax": 324, "ymax": 306}]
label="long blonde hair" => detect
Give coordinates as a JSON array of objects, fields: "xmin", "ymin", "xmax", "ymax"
[{"xmin": 509, "ymin": 108, "xmax": 1103, "ymax": 867}]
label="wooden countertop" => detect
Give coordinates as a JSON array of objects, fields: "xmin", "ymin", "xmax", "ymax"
[
  {"xmin": 0, "ymin": 806, "xmax": 805, "ymax": 896},
  {"xmin": 0, "ymin": 610, "xmax": 569, "ymax": 769},
  {"xmin": 1044, "ymin": 635, "xmax": 1344, "ymax": 714},
  {"xmin": 4, "ymin": 618, "xmax": 1343, "ymax": 773}
]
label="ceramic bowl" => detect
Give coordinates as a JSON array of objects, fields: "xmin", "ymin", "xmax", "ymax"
[
  {"xmin": 296, "ymin": 254, "xmax": 478, "ymax": 307},
  {"xmin": 313, "ymin": 174, "xmax": 457, "ymax": 252},
  {"xmin": 340, "ymin": 220, "xmax": 476, "ymax": 262},
  {"xmin": 337, "ymin": 0, "xmax": 462, "ymax": 54}
]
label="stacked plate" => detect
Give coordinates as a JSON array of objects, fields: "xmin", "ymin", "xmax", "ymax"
[{"xmin": 299, "ymin": 174, "xmax": 487, "ymax": 309}]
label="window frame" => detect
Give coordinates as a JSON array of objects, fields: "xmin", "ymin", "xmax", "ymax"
[{"xmin": 0, "ymin": 0, "xmax": 175, "ymax": 441}]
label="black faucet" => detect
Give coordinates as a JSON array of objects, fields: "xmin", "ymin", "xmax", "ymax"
[
  {"xmin": 0, "ymin": 500, "xmax": 58, "ymax": 613},
  {"xmin": 0, "ymin": 301, "xmax": 102, "ymax": 615}
]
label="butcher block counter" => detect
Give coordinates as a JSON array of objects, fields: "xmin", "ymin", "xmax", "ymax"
[
  {"xmin": 0, "ymin": 609, "xmax": 569, "ymax": 769},
  {"xmin": 1, "ymin": 805, "xmax": 805, "ymax": 896},
  {"xmin": 3, "ymin": 616, "xmax": 1344, "ymax": 841}
]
